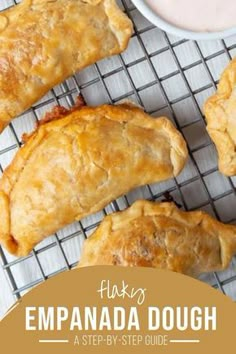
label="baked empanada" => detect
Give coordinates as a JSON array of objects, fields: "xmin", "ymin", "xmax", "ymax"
[
  {"xmin": 205, "ymin": 57, "xmax": 236, "ymax": 176},
  {"xmin": 0, "ymin": 103, "xmax": 188, "ymax": 257},
  {"xmin": 0, "ymin": 0, "xmax": 133, "ymax": 132},
  {"xmin": 79, "ymin": 200, "xmax": 236, "ymax": 277}
]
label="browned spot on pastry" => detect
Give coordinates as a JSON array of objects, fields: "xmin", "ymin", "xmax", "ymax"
[
  {"xmin": 37, "ymin": 95, "xmax": 86, "ymax": 128},
  {"xmin": 6, "ymin": 235, "xmax": 19, "ymax": 255},
  {"xmin": 72, "ymin": 95, "xmax": 87, "ymax": 110},
  {"xmin": 112, "ymin": 254, "xmax": 121, "ymax": 265},
  {"xmin": 21, "ymin": 105, "xmax": 70, "ymax": 143},
  {"xmin": 39, "ymin": 106, "xmax": 70, "ymax": 126},
  {"xmin": 22, "ymin": 95, "xmax": 87, "ymax": 143}
]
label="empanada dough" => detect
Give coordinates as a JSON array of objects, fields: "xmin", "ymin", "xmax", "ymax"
[
  {"xmin": 0, "ymin": 104, "xmax": 188, "ymax": 257},
  {"xmin": 0, "ymin": 0, "xmax": 133, "ymax": 132},
  {"xmin": 79, "ymin": 200, "xmax": 236, "ymax": 277},
  {"xmin": 205, "ymin": 57, "xmax": 236, "ymax": 176}
]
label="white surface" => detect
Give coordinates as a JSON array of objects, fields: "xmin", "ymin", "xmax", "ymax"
[
  {"xmin": 132, "ymin": 0, "xmax": 236, "ymax": 40},
  {"xmin": 145, "ymin": 0, "xmax": 236, "ymax": 32},
  {"xmin": 1, "ymin": 0, "xmax": 236, "ymax": 319},
  {"xmin": 0, "ymin": 266, "xmax": 15, "ymax": 319}
]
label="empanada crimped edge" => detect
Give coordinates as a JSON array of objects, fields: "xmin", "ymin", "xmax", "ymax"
[
  {"xmin": 204, "ymin": 57, "xmax": 236, "ymax": 176},
  {"xmin": 0, "ymin": 103, "xmax": 188, "ymax": 256},
  {"xmin": 79, "ymin": 200, "xmax": 236, "ymax": 277}
]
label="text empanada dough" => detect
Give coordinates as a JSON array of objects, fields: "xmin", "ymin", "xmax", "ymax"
[
  {"xmin": 0, "ymin": 104, "xmax": 188, "ymax": 256},
  {"xmin": 205, "ymin": 57, "xmax": 236, "ymax": 176},
  {"xmin": 79, "ymin": 200, "xmax": 236, "ymax": 277},
  {"xmin": 0, "ymin": 0, "xmax": 133, "ymax": 132}
]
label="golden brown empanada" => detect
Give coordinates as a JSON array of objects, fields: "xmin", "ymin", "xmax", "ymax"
[
  {"xmin": 0, "ymin": 0, "xmax": 133, "ymax": 132},
  {"xmin": 79, "ymin": 200, "xmax": 236, "ymax": 277},
  {"xmin": 0, "ymin": 103, "xmax": 188, "ymax": 257},
  {"xmin": 204, "ymin": 57, "xmax": 236, "ymax": 176}
]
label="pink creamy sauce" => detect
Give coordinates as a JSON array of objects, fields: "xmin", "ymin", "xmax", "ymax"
[{"xmin": 146, "ymin": 0, "xmax": 236, "ymax": 32}]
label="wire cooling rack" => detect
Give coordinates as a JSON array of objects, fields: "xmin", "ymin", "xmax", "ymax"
[{"xmin": 1, "ymin": 0, "xmax": 236, "ymax": 312}]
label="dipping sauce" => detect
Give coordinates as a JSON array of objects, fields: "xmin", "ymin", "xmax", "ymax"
[{"xmin": 146, "ymin": 0, "xmax": 236, "ymax": 32}]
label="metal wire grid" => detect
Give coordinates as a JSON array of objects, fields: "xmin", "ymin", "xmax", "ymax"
[{"xmin": 1, "ymin": 0, "xmax": 236, "ymax": 303}]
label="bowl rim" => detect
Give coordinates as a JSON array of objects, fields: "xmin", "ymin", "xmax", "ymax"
[{"xmin": 131, "ymin": 0, "xmax": 236, "ymax": 40}]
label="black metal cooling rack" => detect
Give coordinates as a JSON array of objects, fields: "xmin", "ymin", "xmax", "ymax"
[{"xmin": 1, "ymin": 0, "xmax": 236, "ymax": 304}]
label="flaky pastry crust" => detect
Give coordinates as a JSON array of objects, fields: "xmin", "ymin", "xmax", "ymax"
[
  {"xmin": 0, "ymin": 0, "xmax": 133, "ymax": 132},
  {"xmin": 79, "ymin": 200, "xmax": 236, "ymax": 277},
  {"xmin": 204, "ymin": 57, "xmax": 236, "ymax": 176},
  {"xmin": 0, "ymin": 104, "xmax": 187, "ymax": 257}
]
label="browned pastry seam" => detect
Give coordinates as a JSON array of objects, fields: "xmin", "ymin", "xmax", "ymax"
[
  {"xmin": 22, "ymin": 96, "xmax": 86, "ymax": 143},
  {"xmin": 79, "ymin": 200, "xmax": 236, "ymax": 277},
  {"xmin": 204, "ymin": 57, "xmax": 236, "ymax": 175}
]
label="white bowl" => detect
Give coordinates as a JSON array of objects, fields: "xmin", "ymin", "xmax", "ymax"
[{"xmin": 131, "ymin": 0, "xmax": 236, "ymax": 40}]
